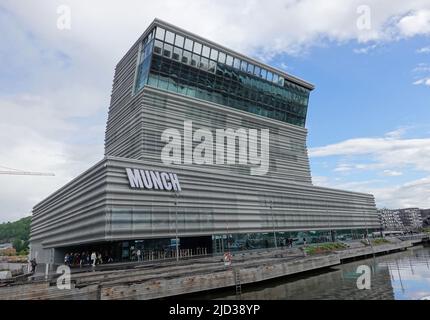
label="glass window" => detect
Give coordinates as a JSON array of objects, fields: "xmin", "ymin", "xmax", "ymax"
[
  {"xmin": 233, "ymin": 58, "xmax": 241, "ymax": 69},
  {"xmin": 202, "ymin": 45, "xmax": 210, "ymax": 58},
  {"xmin": 254, "ymin": 66, "xmax": 261, "ymax": 77},
  {"xmin": 193, "ymin": 42, "xmax": 202, "ymax": 54},
  {"xmin": 226, "ymin": 55, "xmax": 234, "ymax": 66},
  {"xmin": 200, "ymin": 57, "xmax": 209, "ymax": 70},
  {"xmin": 261, "ymin": 69, "xmax": 267, "ymax": 79},
  {"xmin": 148, "ymin": 29, "xmax": 154, "ymax": 40},
  {"xmin": 182, "ymin": 50, "xmax": 191, "ymax": 64},
  {"xmin": 173, "ymin": 47, "xmax": 182, "ymax": 61},
  {"xmin": 266, "ymin": 71, "xmax": 273, "ymax": 82},
  {"xmin": 165, "ymin": 30, "xmax": 175, "ymax": 44},
  {"xmin": 218, "ymin": 52, "xmax": 226, "ymax": 64},
  {"xmin": 278, "ymin": 76, "xmax": 285, "ymax": 86},
  {"xmin": 174, "ymin": 34, "xmax": 184, "ymax": 48},
  {"xmin": 191, "ymin": 53, "xmax": 200, "ymax": 67},
  {"xmin": 273, "ymin": 73, "xmax": 279, "ymax": 84},
  {"xmin": 163, "ymin": 43, "xmax": 172, "ymax": 58},
  {"xmin": 184, "ymin": 38, "xmax": 193, "ymax": 51},
  {"xmin": 155, "ymin": 27, "xmax": 165, "ymax": 40},
  {"xmin": 154, "ymin": 40, "xmax": 163, "ymax": 54},
  {"xmin": 210, "ymin": 49, "xmax": 218, "ymax": 61},
  {"xmin": 208, "ymin": 60, "xmax": 217, "ymax": 73},
  {"xmin": 142, "ymin": 36, "xmax": 148, "ymax": 46},
  {"xmin": 240, "ymin": 60, "xmax": 247, "ymax": 72},
  {"xmin": 247, "ymin": 63, "xmax": 254, "ymax": 74}
]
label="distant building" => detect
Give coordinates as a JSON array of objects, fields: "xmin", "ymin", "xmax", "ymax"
[
  {"xmin": 378, "ymin": 209, "xmax": 404, "ymax": 231},
  {"xmin": 398, "ymin": 208, "xmax": 423, "ymax": 230},
  {"xmin": 420, "ymin": 209, "xmax": 430, "ymax": 227},
  {"xmin": 378, "ymin": 208, "xmax": 424, "ymax": 231}
]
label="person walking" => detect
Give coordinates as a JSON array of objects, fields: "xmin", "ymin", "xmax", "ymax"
[
  {"xmin": 30, "ymin": 258, "xmax": 37, "ymax": 273},
  {"xmin": 137, "ymin": 249, "xmax": 141, "ymax": 262},
  {"xmin": 80, "ymin": 252, "xmax": 86, "ymax": 268},
  {"xmin": 91, "ymin": 251, "xmax": 97, "ymax": 267}
]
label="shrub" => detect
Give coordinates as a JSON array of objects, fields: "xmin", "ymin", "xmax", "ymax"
[{"xmin": 304, "ymin": 242, "xmax": 347, "ymax": 255}]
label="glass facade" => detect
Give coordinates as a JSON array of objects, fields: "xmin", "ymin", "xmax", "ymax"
[
  {"xmin": 212, "ymin": 228, "xmax": 380, "ymax": 254},
  {"xmin": 135, "ymin": 26, "xmax": 311, "ymax": 127}
]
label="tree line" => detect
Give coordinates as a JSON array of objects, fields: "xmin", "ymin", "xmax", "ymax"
[{"xmin": 0, "ymin": 216, "xmax": 31, "ymax": 255}]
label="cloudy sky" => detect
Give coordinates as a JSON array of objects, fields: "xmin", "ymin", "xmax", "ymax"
[{"xmin": 0, "ymin": 0, "xmax": 430, "ymax": 222}]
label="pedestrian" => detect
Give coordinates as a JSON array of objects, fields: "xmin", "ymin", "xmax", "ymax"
[
  {"xmin": 64, "ymin": 253, "xmax": 69, "ymax": 266},
  {"xmin": 97, "ymin": 253, "xmax": 102, "ymax": 265},
  {"xmin": 303, "ymin": 238, "xmax": 307, "ymax": 247},
  {"xmin": 91, "ymin": 251, "xmax": 97, "ymax": 267},
  {"xmin": 80, "ymin": 252, "xmax": 85, "ymax": 267},
  {"xmin": 30, "ymin": 258, "xmax": 37, "ymax": 273},
  {"xmin": 137, "ymin": 249, "xmax": 141, "ymax": 262}
]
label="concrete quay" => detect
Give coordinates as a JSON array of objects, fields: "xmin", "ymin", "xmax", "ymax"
[{"xmin": 0, "ymin": 236, "xmax": 427, "ymax": 300}]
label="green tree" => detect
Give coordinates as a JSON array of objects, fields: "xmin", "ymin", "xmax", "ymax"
[{"xmin": 0, "ymin": 216, "xmax": 31, "ymax": 254}]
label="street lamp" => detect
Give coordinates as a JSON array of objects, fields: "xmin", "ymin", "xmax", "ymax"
[{"xmin": 265, "ymin": 198, "xmax": 277, "ymax": 249}]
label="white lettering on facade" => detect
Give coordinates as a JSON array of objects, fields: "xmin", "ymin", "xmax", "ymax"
[{"xmin": 126, "ymin": 168, "xmax": 181, "ymax": 192}]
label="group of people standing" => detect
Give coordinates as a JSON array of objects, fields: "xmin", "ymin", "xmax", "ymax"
[{"xmin": 64, "ymin": 251, "xmax": 113, "ymax": 267}]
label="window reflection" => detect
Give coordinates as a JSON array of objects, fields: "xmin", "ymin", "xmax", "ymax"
[
  {"xmin": 226, "ymin": 55, "xmax": 234, "ymax": 66},
  {"xmin": 174, "ymin": 34, "xmax": 184, "ymax": 47},
  {"xmin": 210, "ymin": 49, "xmax": 218, "ymax": 61},
  {"xmin": 184, "ymin": 38, "xmax": 193, "ymax": 51},
  {"xmin": 193, "ymin": 42, "xmax": 202, "ymax": 54},
  {"xmin": 155, "ymin": 27, "xmax": 165, "ymax": 40},
  {"xmin": 135, "ymin": 26, "xmax": 310, "ymax": 127},
  {"xmin": 165, "ymin": 30, "xmax": 175, "ymax": 44},
  {"xmin": 202, "ymin": 45, "xmax": 210, "ymax": 58},
  {"xmin": 218, "ymin": 52, "xmax": 226, "ymax": 64}
]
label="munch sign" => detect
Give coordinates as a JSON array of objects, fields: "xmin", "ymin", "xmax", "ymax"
[{"xmin": 125, "ymin": 168, "xmax": 182, "ymax": 192}]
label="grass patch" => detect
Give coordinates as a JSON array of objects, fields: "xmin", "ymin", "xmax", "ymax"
[
  {"xmin": 371, "ymin": 238, "xmax": 390, "ymax": 246},
  {"xmin": 304, "ymin": 242, "xmax": 347, "ymax": 255}
]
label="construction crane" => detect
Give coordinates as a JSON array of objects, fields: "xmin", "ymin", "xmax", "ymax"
[{"xmin": 0, "ymin": 165, "xmax": 55, "ymax": 176}]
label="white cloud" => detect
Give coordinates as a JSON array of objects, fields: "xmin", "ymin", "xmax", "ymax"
[
  {"xmin": 353, "ymin": 44, "xmax": 378, "ymax": 54},
  {"xmin": 310, "ymin": 136, "xmax": 430, "ymax": 172},
  {"xmin": 3, "ymin": 1, "xmax": 430, "ymax": 59},
  {"xmin": 385, "ymin": 127, "xmax": 408, "ymax": 139},
  {"xmin": 397, "ymin": 9, "xmax": 430, "ymax": 37},
  {"xmin": 413, "ymin": 63, "xmax": 430, "ymax": 72},
  {"xmin": 413, "ymin": 77, "xmax": 430, "ymax": 86},
  {"xmin": 382, "ymin": 170, "xmax": 403, "ymax": 176},
  {"xmin": 417, "ymin": 46, "xmax": 430, "ymax": 53},
  {"xmin": 314, "ymin": 174, "xmax": 430, "ymax": 208},
  {"xmin": 412, "ymin": 62, "xmax": 430, "ymax": 86},
  {"xmin": 310, "ymin": 129, "xmax": 430, "ymax": 208}
]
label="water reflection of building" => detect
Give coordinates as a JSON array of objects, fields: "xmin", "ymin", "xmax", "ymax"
[
  {"xmin": 370, "ymin": 247, "xmax": 430, "ymax": 300},
  {"xmin": 203, "ymin": 247, "xmax": 430, "ymax": 300},
  {"xmin": 201, "ymin": 255, "xmax": 396, "ymax": 300}
]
